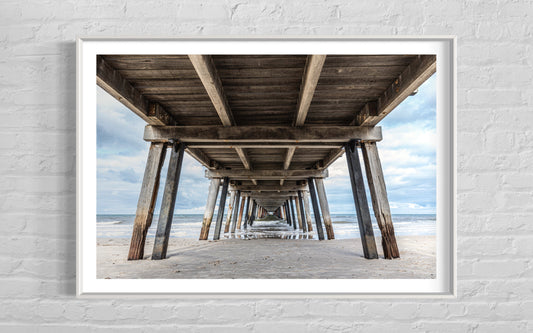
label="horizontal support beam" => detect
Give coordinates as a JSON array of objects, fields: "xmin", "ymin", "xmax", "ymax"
[
  {"xmin": 231, "ymin": 185, "xmax": 307, "ymax": 192},
  {"xmin": 241, "ymin": 192, "xmax": 298, "ymax": 198},
  {"xmin": 186, "ymin": 142, "xmax": 344, "ymax": 149},
  {"xmin": 206, "ymin": 169, "xmax": 328, "ymax": 180},
  {"xmin": 144, "ymin": 126, "xmax": 382, "ymax": 143}
]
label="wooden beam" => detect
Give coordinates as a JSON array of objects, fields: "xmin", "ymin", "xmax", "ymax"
[
  {"xmin": 206, "ymin": 169, "xmax": 328, "ymax": 180},
  {"xmin": 128, "ymin": 143, "xmax": 167, "ymax": 260},
  {"xmin": 224, "ymin": 190, "xmax": 237, "ymax": 233},
  {"xmin": 361, "ymin": 142, "xmax": 400, "ymax": 259},
  {"xmin": 213, "ymin": 177, "xmax": 230, "ymax": 240},
  {"xmin": 230, "ymin": 191, "xmax": 241, "ymax": 233},
  {"xmin": 187, "ymin": 142, "xmax": 344, "ymax": 149},
  {"xmin": 314, "ymin": 178, "xmax": 335, "ymax": 240},
  {"xmin": 188, "ymin": 55, "xmax": 235, "ymax": 126},
  {"xmin": 280, "ymin": 147, "xmax": 296, "ymax": 185},
  {"xmin": 344, "ymin": 140, "xmax": 378, "ymax": 259},
  {"xmin": 294, "ymin": 195, "xmax": 304, "ymax": 230},
  {"xmin": 236, "ymin": 193, "xmax": 246, "ymax": 230},
  {"xmin": 316, "ymin": 147, "xmax": 346, "ymax": 169},
  {"xmin": 308, "ymin": 178, "xmax": 325, "ymax": 240},
  {"xmin": 96, "ymin": 56, "xmax": 176, "ymax": 126},
  {"xmin": 144, "ymin": 125, "xmax": 383, "ymax": 143},
  {"xmin": 354, "ymin": 55, "xmax": 436, "ymax": 126},
  {"xmin": 235, "ymin": 147, "xmax": 257, "ymax": 185},
  {"xmin": 297, "ymin": 190, "xmax": 308, "ymax": 233},
  {"xmin": 241, "ymin": 192, "xmax": 299, "ymax": 198},
  {"xmin": 302, "ymin": 190, "xmax": 313, "ymax": 232},
  {"xmin": 185, "ymin": 147, "xmax": 219, "ymax": 170},
  {"xmin": 289, "ymin": 197, "xmax": 297, "ymax": 230},
  {"xmin": 152, "ymin": 143, "xmax": 185, "ymax": 260},
  {"xmin": 231, "ymin": 184, "xmax": 307, "ymax": 192},
  {"xmin": 199, "ymin": 178, "xmax": 221, "ymax": 240},
  {"xmin": 294, "ymin": 55, "xmax": 327, "ymax": 126}
]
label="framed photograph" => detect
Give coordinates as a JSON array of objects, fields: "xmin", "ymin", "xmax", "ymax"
[{"xmin": 77, "ymin": 37, "xmax": 456, "ymax": 296}]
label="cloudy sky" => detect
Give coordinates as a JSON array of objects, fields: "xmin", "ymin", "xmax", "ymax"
[{"xmin": 97, "ymin": 73, "xmax": 436, "ymax": 215}]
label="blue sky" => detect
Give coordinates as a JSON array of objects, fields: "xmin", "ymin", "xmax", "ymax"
[{"xmin": 97, "ymin": 73, "xmax": 436, "ymax": 215}]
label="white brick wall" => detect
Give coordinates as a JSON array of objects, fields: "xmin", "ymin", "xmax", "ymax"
[{"xmin": 1, "ymin": 0, "xmax": 532, "ymax": 331}]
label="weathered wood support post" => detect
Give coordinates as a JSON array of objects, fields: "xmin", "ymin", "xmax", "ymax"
[
  {"xmin": 199, "ymin": 178, "xmax": 221, "ymax": 240},
  {"xmin": 344, "ymin": 140, "xmax": 379, "ymax": 259},
  {"xmin": 128, "ymin": 142, "xmax": 167, "ymax": 260},
  {"xmin": 249, "ymin": 201, "xmax": 257, "ymax": 226},
  {"xmin": 302, "ymin": 191, "xmax": 313, "ymax": 232},
  {"xmin": 285, "ymin": 201, "xmax": 292, "ymax": 226},
  {"xmin": 243, "ymin": 196, "xmax": 251, "ymax": 230},
  {"xmin": 315, "ymin": 178, "xmax": 335, "ymax": 240},
  {"xmin": 361, "ymin": 142, "xmax": 400, "ymax": 259},
  {"xmin": 289, "ymin": 197, "xmax": 297, "ymax": 230},
  {"xmin": 224, "ymin": 190, "xmax": 236, "ymax": 233},
  {"xmin": 152, "ymin": 143, "xmax": 185, "ymax": 260},
  {"xmin": 230, "ymin": 191, "xmax": 241, "ymax": 233},
  {"xmin": 297, "ymin": 191, "xmax": 307, "ymax": 232},
  {"xmin": 236, "ymin": 194, "xmax": 246, "ymax": 229},
  {"xmin": 213, "ymin": 177, "xmax": 230, "ymax": 240},
  {"xmin": 308, "ymin": 178, "xmax": 325, "ymax": 240}
]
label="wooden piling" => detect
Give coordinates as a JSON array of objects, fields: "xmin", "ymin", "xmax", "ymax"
[
  {"xmin": 152, "ymin": 143, "xmax": 185, "ymax": 260},
  {"xmin": 361, "ymin": 142, "xmax": 400, "ymax": 259},
  {"xmin": 344, "ymin": 140, "xmax": 378, "ymax": 259},
  {"xmin": 249, "ymin": 201, "xmax": 257, "ymax": 226},
  {"xmin": 308, "ymin": 178, "xmax": 325, "ymax": 240},
  {"xmin": 224, "ymin": 190, "xmax": 236, "ymax": 233},
  {"xmin": 285, "ymin": 201, "xmax": 292, "ymax": 226},
  {"xmin": 302, "ymin": 191, "xmax": 313, "ymax": 232},
  {"xmin": 213, "ymin": 177, "xmax": 230, "ymax": 240},
  {"xmin": 315, "ymin": 178, "xmax": 335, "ymax": 240},
  {"xmin": 243, "ymin": 196, "xmax": 251, "ymax": 230},
  {"xmin": 296, "ymin": 191, "xmax": 307, "ymax": 232},
  {"xmin": 199, "ymin": 178, "xmax": 221, "ymax": 240},
  {"xmin": 236, "ymin": 194, "xmax": 246, "ymax": 229},
  {"xmin": 230, "ymin": 191, "xmax": 241, "ymax": 233},
  {"xmin": 289, "ymin": 197, "xmax": 297, "ymax": 230},
  {"xmin": 128, "ymin": 142, "xmax": 167, "ymax": 260}
]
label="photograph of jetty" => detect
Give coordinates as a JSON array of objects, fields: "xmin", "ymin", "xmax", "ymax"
[{"xmin": 96, "ymin": 54, "xmax": 437, "ymax": 279}]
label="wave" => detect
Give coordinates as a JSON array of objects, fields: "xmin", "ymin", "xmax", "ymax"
[{"xmin": 97, "ymin": 221, "xmax": 123, "ymax": 225}]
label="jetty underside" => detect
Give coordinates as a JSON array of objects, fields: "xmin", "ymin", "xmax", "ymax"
[{"xmin": 96, "ymin": 54, "xmax": 436, "ymax": 261}]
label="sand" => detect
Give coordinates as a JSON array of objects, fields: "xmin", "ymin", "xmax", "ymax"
[{"xmin": 97, "ymin": 236, "xmax": 435, "ymax": 279}]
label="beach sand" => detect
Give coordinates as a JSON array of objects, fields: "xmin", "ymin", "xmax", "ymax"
[{"xmin": 97, "ymin": 235, "xmax": 435, "ymax": 279}]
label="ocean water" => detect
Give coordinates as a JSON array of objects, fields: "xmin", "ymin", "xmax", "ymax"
[{"xmin": 97, "ymin": 214, "xmax": 436, "ymax": 239}]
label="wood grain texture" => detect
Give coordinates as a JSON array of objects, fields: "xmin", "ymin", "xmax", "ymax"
[
  {"xmin": 213, "ymin": 177, "xmax": 230, "ymax": 240},
  {"xmin": 152, "ymin": 143, "xmax": 185, "ymax": 260},
  {"xmin": 230, "ymin": 191, "xmax": 241, "ymax": 233},
  {"xmin": 356, "ymin": 55, "xmax": 436, "ymax": 126},
  {"xmin": 294, "ymin": 55, "xmax": 327, "ymax": 126},
  {"xmin": 199, "ymin": 178, "xmax": 221, "ymax": 240},
  {"xmin": 302, "ymin": 190, "xmax": 314, "ymax": 232},
  {"xmin": 361, "ymin": 142, "xmax": 400, "ymax": 259},
  {"xmin": 144, "ymin": 125, "xmax": 383, "ymax": 143},
  {"xmin": 224, "ymin": 190, "xmax": 237, "ymax": 234},
  {"xmin": 344, "ymin": 140, "xmax": 378, "ymax": 259},
  {"xmin": 188, "ymin": 55, "xmax": 235, "ymax": 126},
  {"xmin": 307, "ymin": 178, "xmax": 325, "ymax": 240},
  {"xmin": 314, "ymin": 178, "xmax": 335, "ymax": 240},
  {"xmin": 97, "ymin": 56, "xmax": 176, "ymax": 126},
  {"xmin": 206, "ymin": 169, "xmax": 328, "ymax": 180},
  {"xmin": 128, "ymin": 143, "xmax": 167, "ymax": 260}
]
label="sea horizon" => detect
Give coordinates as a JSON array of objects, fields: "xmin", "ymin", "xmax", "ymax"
[{"xmin": 97, "ymin": 213, "xmax": 436, "ymax": 240}]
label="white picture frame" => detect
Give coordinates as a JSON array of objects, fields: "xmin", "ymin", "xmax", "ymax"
[{"xmin": 77, "ymin": 36, "xmax": 456, "ymax": 297}]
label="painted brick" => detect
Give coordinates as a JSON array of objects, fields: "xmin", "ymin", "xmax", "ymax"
[{"xmin": 0, "ymin": 0, "xmax": 532, "ymax": 331}]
